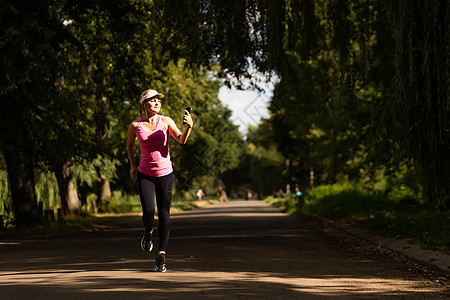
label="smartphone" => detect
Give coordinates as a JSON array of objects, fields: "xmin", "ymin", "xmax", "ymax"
[{"xmin": 183, "ymin": 107, "xmax": 191, "ymax": 124}]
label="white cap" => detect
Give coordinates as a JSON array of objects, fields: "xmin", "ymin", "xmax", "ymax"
[{"xmin": 139, "ymin": 89, "xmax": 164, "ymax": 105}]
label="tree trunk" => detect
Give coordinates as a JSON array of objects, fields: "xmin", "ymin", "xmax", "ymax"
[
  {"xmin": 95, "ymin": 172, "xmax": 111, "ymax": 212},
  {"xmin": 94, "ymin": 91, "xmax": 112, "ymax": 211},
  {"xmin": 330, "ymin": 53, "xmax": 338, "ymax": 183},
  {"xmin": 3, "ymin": 150, "xmax": 39, "ymax": 225},
  {"xmin": 67, "ymin": 174, "xmax": 80, "ymax": 213},
  {"xmin": 101, "ymin": 175, "xmax": 111, "ymax": 199},
  {"xmin": 309, "ymin": 167, "xmax": 315, "ymax": 187},
  {"xmin": 55, "ymin": 157, "xmax": 79, "ymax": 215},
  {"xmin": 331, "ymin": 128, "xmax": 337, "ymax": 182}
]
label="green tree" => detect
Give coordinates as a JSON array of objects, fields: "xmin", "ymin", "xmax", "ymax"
[
  {"xmin": 248, "ymin": 144, "xmax": 285, "ymax": 197},
  {"xmin": 372, "ymin": 0, "xmax": 450, "ymax": 210},
  {"xmin": 0, "ymin": 0, "xmax": 66, "ymax": 224},
  {"xmin": 221, "ymin": 123, "xmax": 285, "ymax": 197},
  {"xmin": 266, "ymin": 0, "xmax": 376, "ymax": 188}
]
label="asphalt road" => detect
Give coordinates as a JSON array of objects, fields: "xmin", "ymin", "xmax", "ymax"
[{"xmin": 0, "ymin": 200, "xmax": 448, "ymax": 299}]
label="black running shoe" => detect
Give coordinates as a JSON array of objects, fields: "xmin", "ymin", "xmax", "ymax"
[
  {"xmin": 154, "ymin": 253, "xmax": 167, "ymax": 272},
  {"xmin": 141, "ymin": 231, "xmax": 153, "ymax": 252}
]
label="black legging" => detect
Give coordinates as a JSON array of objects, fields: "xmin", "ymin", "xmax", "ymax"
[{"xmin": 137, "ymin": 171, "xmax": 173, "ymax": 252}]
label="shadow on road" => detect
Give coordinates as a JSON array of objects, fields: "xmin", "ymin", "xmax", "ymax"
[{"xmin": 0, "ymin": 200, "xmax": 447, "ymax": 299}]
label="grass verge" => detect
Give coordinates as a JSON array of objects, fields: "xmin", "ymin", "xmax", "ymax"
[
  {"xmin": 265, "ymin": 184, "xmax": 449, "ymax": 254},
  {"xmin": 0, "ymin": 198, "xmax": 218, "ymax": 238}
]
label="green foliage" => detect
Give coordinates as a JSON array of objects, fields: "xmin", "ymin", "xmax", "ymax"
[
  {"xmin": 267, "ymin": 183, "xmax": 449, "ymax": 251},
  {"xmin": 249, "ymin": 144, "xmax": 286, "ymax": 197},
  {"xmin": 265, "ymin": 194, "xmax": 303, "ymax": 216},
  {"xmin": 222, "ymin": 123, "xmax": 286, "ymax": 197},
  {"xmin": 220, "ymin": 147, "xmax": 252, "ymax": 196},
  {"xmin": 386, "ymin": 185, "xmax": 423, "ymax": 205},
  {"xmin": 73, "ymin": 160, "xmax": 101, "ymax": 189},
  {"xmin": 92, "ymin": 155, "xmax": 119, "ymax": 183},
  {"xmin": 35, "ymin": 170, "xmax": 60, "ymax": 211},
  {"xmin": 93, "ymin": 191, "xmax": 141, "ymax": 214},
  {"xmin": 0, "ymin": 170, "xmax": 13, "ymax": 227},
  {"xmin": 254, "ymin": 0, "xmax": 448, "ymax": 211},
  {"xmin": 268, "ymin": 0, "xmax": 380, "ymax": 189},
  {"xmin": 1, "ymin": 0, "xmax": 67, "ymax": 224},
  {"xmin": 372, "ymin": 0, "xmax": 450, "ymax": 210},
  {"xmin": 159, "ymin": 0, "xmax": 284, "ymax": 80},
  {"xmin": 305, "ymin": 184, "xmax": 385, "ymax": 219}
]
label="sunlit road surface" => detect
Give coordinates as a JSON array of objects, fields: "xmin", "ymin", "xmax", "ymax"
[{"xmin": 0, "ymin": 200, "xmax": 447, "ymax": 299}]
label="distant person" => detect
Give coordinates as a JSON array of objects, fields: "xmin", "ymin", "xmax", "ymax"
[
  {"xmin": 295, "ymin": 184, "xmax": 304, "ymax": 209},
  {"xmin": 217, "ymin": 186, "xmax": 225, "ymax": 202},
  {"xmin": 219, "ymin": 189, "xmax": 227, "ymax": 202},
  {"xmin": 197, "ymin": 188, "xmax": 205, "ymax": 201},
  {"xmin": 127, "ymin": 89, "xmax": 193, "ymax": 272},
  {"xmin": 294, "ymin": 184, "xmax": 302, "ymax": 199}
]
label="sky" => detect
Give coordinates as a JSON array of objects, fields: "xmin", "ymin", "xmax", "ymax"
[{"xmin": 217, "ymin": 77, "xmax": 277, "ymax": 136}]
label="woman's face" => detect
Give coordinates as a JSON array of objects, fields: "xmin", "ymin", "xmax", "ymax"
[{"xmin": 144, "ymin": 97, "xmax": 161, "ymax": 114}]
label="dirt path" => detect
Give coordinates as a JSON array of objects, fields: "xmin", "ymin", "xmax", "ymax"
[{"xmin": 0, "ymin": 200, "xmax": 448, "ymax": 299}]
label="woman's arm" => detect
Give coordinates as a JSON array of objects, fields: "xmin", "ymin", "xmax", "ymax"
[
  {"xmin": 165, "ymin": 110, "xmax": 193, "ymax": 144},
  {"xmin": 127, "ymin": 122, "xmax": 138, "ymax": 178}
]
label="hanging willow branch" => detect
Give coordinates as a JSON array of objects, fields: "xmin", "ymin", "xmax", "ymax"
[{"xmin": 381, "ymin": 0, "xmax": 449, "ymax": 210}]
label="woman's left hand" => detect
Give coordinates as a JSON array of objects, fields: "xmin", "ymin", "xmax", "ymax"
[{"xmin": 183, "ymin": 110, "xmax": 193, "ymax": 128}]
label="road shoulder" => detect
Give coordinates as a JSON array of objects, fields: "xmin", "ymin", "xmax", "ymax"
[{"xmin": 312, "ymin": 214, "xmax": 450, "ymax": 274}]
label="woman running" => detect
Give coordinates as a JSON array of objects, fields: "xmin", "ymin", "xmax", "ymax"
[{"xmin": 127, "ymin": 89, "xmax": 193, "ymax": 272}]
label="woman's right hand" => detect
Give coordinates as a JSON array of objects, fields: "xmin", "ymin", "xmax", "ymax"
[{"xmin": 130, "ymin": 166, "xmax": 137, "ymax": 179}]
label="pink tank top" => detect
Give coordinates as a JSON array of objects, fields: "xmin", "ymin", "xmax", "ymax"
[{"xmin": 136, "ymin": 115, "xmax": 173, "ymax": 177}]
